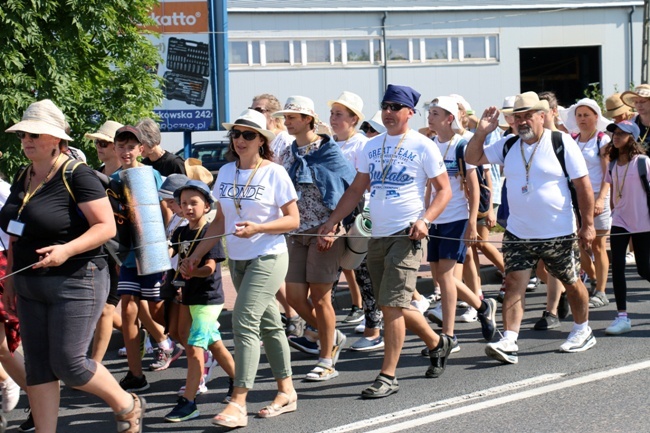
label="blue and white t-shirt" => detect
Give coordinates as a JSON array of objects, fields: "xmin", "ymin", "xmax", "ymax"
[{"xmin": 358, "ymin": 130, "xmax": 446, "ymax": 236}]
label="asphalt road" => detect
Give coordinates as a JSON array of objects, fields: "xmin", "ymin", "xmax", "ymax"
[{"xmin": 3, "ymin": 265, "xmax": 649, "ymax": 433}]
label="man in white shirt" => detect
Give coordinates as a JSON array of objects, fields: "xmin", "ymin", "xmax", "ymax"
[
  {"xmin": 466, "ymin": 91, "xmax": 596, "ymax": 364},
  {"xmin": 320, "ymin": 84, "xmax": 453, "ymax": 398}
]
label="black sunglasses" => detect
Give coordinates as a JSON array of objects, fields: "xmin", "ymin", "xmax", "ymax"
[
  {"xmin": 360, "ymin": 123, "xmax": 377, "ymax": 134},
  {"xmin": 95, "ymin": 140, "xmax": 111, "ymax": 148},
  {"xmin": 249, "ymin": 107, "xmax": 270, "ymax": 114},
  {"xmin": 15, "ymin": 131, "xmax": 40, "ymax": 140},
  {"xmin": 380, "ymin": 102, "xmax": 409, "ymax": 112},
  {"xmin": 229, "ymin": 129, "xmax": 260, "ymax": 141}
]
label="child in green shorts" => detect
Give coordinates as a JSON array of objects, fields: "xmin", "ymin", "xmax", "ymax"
[{"xmin": 164, "ymin": 180, "xmax": 236, "ymax": 423}]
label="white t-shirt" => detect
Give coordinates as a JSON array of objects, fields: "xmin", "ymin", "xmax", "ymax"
[
  {"xmin": 336, "ymin": 132, "xmax": 368, "ymax": 170},
  {"xmin": 0, "ymin": 180, "xmax": 10, "ymax": 251},
  {"xmin": 431, "ymin": 134, "xmax": 476, "ymax": 224},
  {"xmin": 271, "ymin": 130, "xmax": 293, "ymax": 163},
  {"xmin": 214, "ymin": 162, "xmax": 298, "ymax": 260},
  {"xmin": 575, "ymin": 132, "xmax": 611, "ymax": 194},
  {"xmin": 358, "ymin": 130, "xmax": 446, "ymax": 236},
  {"xmin": 484, "ymin": 129, "xmax": 588, "ymax": 239}
]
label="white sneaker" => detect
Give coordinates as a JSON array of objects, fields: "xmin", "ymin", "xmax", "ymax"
[
  {"xmin": 605, "ymin": 316, "xmax": 632, "ymax": 335},
  {"xmin": 410, "ymin": 297, "xmax": 430, "ymax": 314},
  {"xmin": 118, "ymin": 346, "xmax": 127, "ymax": 357},
  {"xmin": 559, "ymin": 326, "xmax": 597, "ymax": 352},
  {"xmin": 354, "ymin": 319, "xmax": 366, "ymax": 334},
  {"xmin": 458, "ymin": 307, "xmax": 478, "ymax": 322},
  {"xmin": 485, "ymin": 337, "xmax": 519, "ymax": 364},
  {"xmin": 1, "ymin": 376, "xmax": 20, "ymax": 413},
  {"xmin": 178, "ymin": 376, "xmax": 208, "ymax": 396},
  {"xmin": 203, "ymin": 351, "xmax": 218, "ymax": 382},
  {"xmin": 625, "ymin": 252, "xmax": 636, "ymax": 265},
  {"xmin": 426, "ymin": 304, "xmax": 443, "ymax": 326},
  {"xmin": 457, "ymin": 301, "xmax": 469, "ymax": 308}
]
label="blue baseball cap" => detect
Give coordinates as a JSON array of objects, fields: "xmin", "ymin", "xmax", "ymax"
[
  {"xmin": 607, "ymin": 120, "xmax": 640, "ymax": 141},
  {"xmin": 382, "ymin": 84, "xmax": 421, "ymax": 110},
  {"xmin": 174, "ymin": 180, "xmax": 214, "ymax": 204}
]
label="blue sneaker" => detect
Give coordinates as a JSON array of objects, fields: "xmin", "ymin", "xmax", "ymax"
[
  {"xmin": 288, "ymin": 336, "xmax": 319, "ymax": 355},
  {"xmin": 350, "ymin": 336, "xmax": 384, "ymax": 352},
  {"xmin": 164, "ymin": 397, "xmax": 199, "ymax": 422}
]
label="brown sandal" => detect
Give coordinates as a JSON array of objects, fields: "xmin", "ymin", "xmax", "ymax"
[{"xmin": 115, "ymin": 393, "xmax": 146, "ymax": 433}]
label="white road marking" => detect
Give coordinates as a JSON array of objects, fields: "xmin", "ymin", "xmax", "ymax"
[
  {"xmin": 355, "ymin": 360, "xmax": 650, "ymax": 433},
  {"xmin": 317, "ymin": 373, "xmax": 565, "ymax": 433}
]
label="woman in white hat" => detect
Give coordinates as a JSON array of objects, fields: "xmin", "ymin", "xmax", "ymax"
[
  {"xmin": 85, "ymin": 120, "xmax": 123, "ymax": 178},
  {"xmin": 560, "ymin": 98, "xmax": 612, "ymax": 308},
  {"xmin": 186, "ymin": 109, "xmax": 299, "ymax": 427},
  {"xmin": 0, "ymin": 100, "xmax": 145, "ymax": 432}
]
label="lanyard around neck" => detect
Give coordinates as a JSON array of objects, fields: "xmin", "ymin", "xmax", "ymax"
[
  {"xmin": 519, "ymin": 131, "xmax": 543, "ymax": 185},
  {"xmin": 614, "ymin": 159, "xmax": 632, "ymax": 205},
  {"xmin": 18, "ymin": 153, "xmax": 64, "ymax": 220},
  {"xmin": 233, "ymin": 158, "xmax": 263, "ymax": 217},
  {"xmin": 173, "ymin": 222, "xmax": 206, "ymax": 281}
]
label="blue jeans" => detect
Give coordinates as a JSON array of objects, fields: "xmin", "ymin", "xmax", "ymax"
[{"xmin": 15, "ymin": 261, "xmax": 108, "ymax": 386}]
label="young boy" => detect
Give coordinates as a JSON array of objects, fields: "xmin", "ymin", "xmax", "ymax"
[
  {"xmin": 113, "ymin": 125, "xmax": 182, "ymax": 393},
  {"xmin": 164, "ymin": 180, "xmax": 235, "ymax": 422}
]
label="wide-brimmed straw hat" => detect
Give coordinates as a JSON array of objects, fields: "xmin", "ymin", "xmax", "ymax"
[
  {"xmin": 328, "ymin": 91, "xmax": 364, "ymax": 122},
  {"xmin": 512, "ymin": 92, "xmax": 550, "ymax": 113},
  {"xmin": 559, "ymin": 98, "xmax": 612, "ymax": 134},
  {"xmin": 184, "ymin": 158, "xmax": 214, "ymax": 185},
  {"xmin": 604, "ymin": 93, "xmax": 632, "ymax": 119},
  {"xmin": 6, "ymin": 99, "xmax": 74, "ymax": 141},
  {"xmin": 272, "ymin": 96, "xmax": 319, "ymax": 121},
  {"xmin": 223, "ymin": 109, "xmax": 276, "ymax": 143},
  {"xmin": 620, "ymin": 84, "xmax": 650, "ymax": 108},
  {"xmin": 85, "ymin": 120, "xmax": 124, "ymax": 142}
]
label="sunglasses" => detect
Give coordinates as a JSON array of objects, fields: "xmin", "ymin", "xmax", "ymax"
[
  {"xmin": 381, "ymin": 102, "xmax": 409, "ymax": 112},
  {"xmin": 360, "ymin": 123, "xmax": 377, "ymax": 134},
  {"xmin": 229, "ymin": 129, "xmax": 260, "ymax": 141},
  {"xmin": 95, "ymin": 140, "xmax": 111, "ymax": 148},
  {"xmin": 15, "ymin": 131, "xmax": 40, "ymax": 140},
  {"xmin": 249, "ymin": 107, "xmax": 270, "ymax": 114}
]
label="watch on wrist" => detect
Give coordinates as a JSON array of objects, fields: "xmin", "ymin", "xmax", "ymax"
[{"xmin": 419, "ymin": 217, "xmax": 431, "ymax": 229}]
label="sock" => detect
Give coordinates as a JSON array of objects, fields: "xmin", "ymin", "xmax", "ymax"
[
  {"xmin": 503, "ymin": 330, "xmax": 518, "ymax": 342},
  {"xmin": 318, "ymin": 358, "xmax": 332, "ymax": 367},
  {"xmin": 477, "ymin": 300, "xmax": 488, "ymax": 314},
  {"xmin": 159, "ymin": 337, "xmax": 173, "ymax": 351},
  {"xmin": 379, "ymin": 372, "xmax": 395, "ymax": 380},
  {"xmin": 573, "ymin": 321, "xmax": 588, "ymax": 332},
  {"xmin": 618, "ymin": 312, "xmax": 628, "ymax": 318}
]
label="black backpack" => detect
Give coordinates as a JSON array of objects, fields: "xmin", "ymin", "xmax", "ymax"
[
  {"xmin": 456, "ymin": 139, "xmax": 491, "ymax": 218},
  {"xmin": 498, "ymin": 131, "xmax": 582, "ymax": 228}
]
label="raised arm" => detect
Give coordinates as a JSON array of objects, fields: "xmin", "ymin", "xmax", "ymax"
[{"xmin": 466, "ymin": 106, "xmax": 500, "ymax": 166}]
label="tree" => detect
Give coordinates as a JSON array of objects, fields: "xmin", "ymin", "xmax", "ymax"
[{"xmin": 0, "ymin": 0, "xmax": 163, "ymax": 177}]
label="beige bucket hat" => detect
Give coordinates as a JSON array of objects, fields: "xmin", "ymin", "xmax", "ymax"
[
  {"xmin": 85, "ymin": 120, "xmax": 124, "ymax": 142},
  {"xmin": 272, "ymin": 96, "xmax": 319, "ymax": 121},
  {"xmin": 6, "ymin": 99, "xmax": 73, "ymax": 141},
  {"xmin": 328, "ymin": 91, "xmax": 364, "ymax": 121}
]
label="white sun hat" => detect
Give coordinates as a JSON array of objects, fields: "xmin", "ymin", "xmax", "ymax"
[
  {"xmin": 559, "ymin": 98, "xmax": 612, "ymax": 134},
  {"xmin": 327, "ymin": 91, "xmax": 365, "ymax": 122},
  {"xmin": 222, "ymin": 109, "xmax": 276, "ymax": 143},
  {"xmin": 85, "ymin": 120, "xmax": 124, "ymax": 142},
  {"xmin": 272, "ymin": 96, "xmax": 319, "ymax": 121},
  {"xmin": 6, "ymin": 99, "xmax": 74, "ymax": 141}
]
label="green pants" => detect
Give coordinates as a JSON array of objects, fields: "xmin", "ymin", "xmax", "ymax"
[{"xmin": 229, "ymin": 252, "xmax": 292, "ymax": 389}]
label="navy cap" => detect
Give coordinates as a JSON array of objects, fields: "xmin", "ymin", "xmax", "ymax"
[
  {"xmin": 174, "ymin": 180, "xmax": 214, "ymax": 205},
  {"xmin": 607, "ymin": 120, "xmax": 640, "ymax": 141},
  {"xmin": 159, "ymin": 174, "xmax": 190, "ymax": 200},
  {"xmin": 382, "ymin": 84, "xmax": 421, "ymax": 110}
]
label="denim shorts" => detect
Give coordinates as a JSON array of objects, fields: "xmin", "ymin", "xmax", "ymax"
[{"xmin": 15, "ymin": 262, "xmax": 108, "ymax": 386}]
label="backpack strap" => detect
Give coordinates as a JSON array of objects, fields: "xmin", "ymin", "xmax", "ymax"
[
  {"xmin": 502, "ymin": 135, "xmax": 519, "ymax": 160},
  {"xmin": 455, "ymin": 138, "xmax": 469, "ymax": 181},
  {"xmin": 551, "ymin": 131, "xmax": 581, "ymax": 227},
  {"xmin": 61, "ymin": 159, "xmax": 86, "ymax": 203},
  {"xmin": 637, "ymin": 155, "xmax": 650, "ymax": 214}
]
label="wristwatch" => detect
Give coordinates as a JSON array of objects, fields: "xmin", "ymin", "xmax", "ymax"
[{"xmin": 418, "ymin": 217, "xmax": 432, "ymax": 229}]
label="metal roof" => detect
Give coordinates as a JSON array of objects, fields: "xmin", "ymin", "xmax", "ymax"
[{"xmin": 228, "ymin": 0, "xmax": 642, "ymax": 13}]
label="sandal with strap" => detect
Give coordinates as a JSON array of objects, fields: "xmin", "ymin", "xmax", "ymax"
[
  {"xmin": 212, "ymin": 401, "xmax": 248, "ymax": 428},
  {"xmin": 257, "ymin": 390, "xmax": 298, "ymax": 418},
  {"xmin": 115, "ymin": 393, "xmax": 146, "ymax": 433},
  {"xmin": 361, "ymin": 375, "xmax": 399, "ymax": 399},
  {"xmin": 304, "ymin": 362, "xmax": 339, "ymax": 382}
]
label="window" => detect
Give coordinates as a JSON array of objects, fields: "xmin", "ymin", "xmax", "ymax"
[
  {"xmin": 425, "ymin": 38, "xmax": 448, "ymax": 60},
  {"xmin": 307, "ymin": 40, "xmax": 330, "ymax": 63},
  {"xmin": 451, "ymin": 38, "xmax": 459, "ymax": 60},
  {"xmin": 488, "ymin": 36, "xmax": 498, "ymax": 59},
  {"xmin": 346, "ymin": 40, "xmax": 370, "ymax": 62},
  {"xmin": 291, "ymin": 41, "xmax": 302, "ymax": 65},
  {"xmin": 333, "ymin": 40, "xmax": 342, "ymax": 63},
  {"xmin": 250, "ymin": 41, "xmax": 260, "ymax": 65},
  {"xmin": 463, "ymin": 37, "xmax": 486, "ymax": 59},
  {"xmin": 229, "ymin": 41, "xmax": 248, "ymax": 65},
  {"xmin": 412, "ymin": 39, "xmax": 422, "ymax": 62},
  {"xmin": 387, "ymin": 39, "xmax": 409, "ymax": 61},
  {"xmin": 265, "ymin": 41, "xmax": 290, "ymax": 64}
]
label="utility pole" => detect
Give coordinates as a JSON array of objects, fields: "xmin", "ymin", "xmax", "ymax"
[{"xmin": 642, "ymin": 0, "xmax": 649, "ymax": 83}]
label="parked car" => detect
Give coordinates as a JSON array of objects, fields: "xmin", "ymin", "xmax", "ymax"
[{"xmin": 176, "ymin": 140, "xmax": 231, "ymax": 176}]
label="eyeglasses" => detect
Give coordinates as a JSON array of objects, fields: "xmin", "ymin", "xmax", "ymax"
[
  {"xmin": 381, "ymin": 102, "xmax": 408, "ymax": 112},
  {"xmin": 360, "ymin": 123, "xmax": 377, "ymax": 134},
  {"xmin": 229, "ymin": 129, "xmax": 260, "ymax": 141},
  {"xmin": 95, "ymin": 140, "xmax": 111, "ymax": 148},
  {"xmin": 249, "ymin": 107, "xmax": 270, "ymax": 114},
  {"xmin": 15, "ymin": 131, "xmax": 40, "ymax": 140}
]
